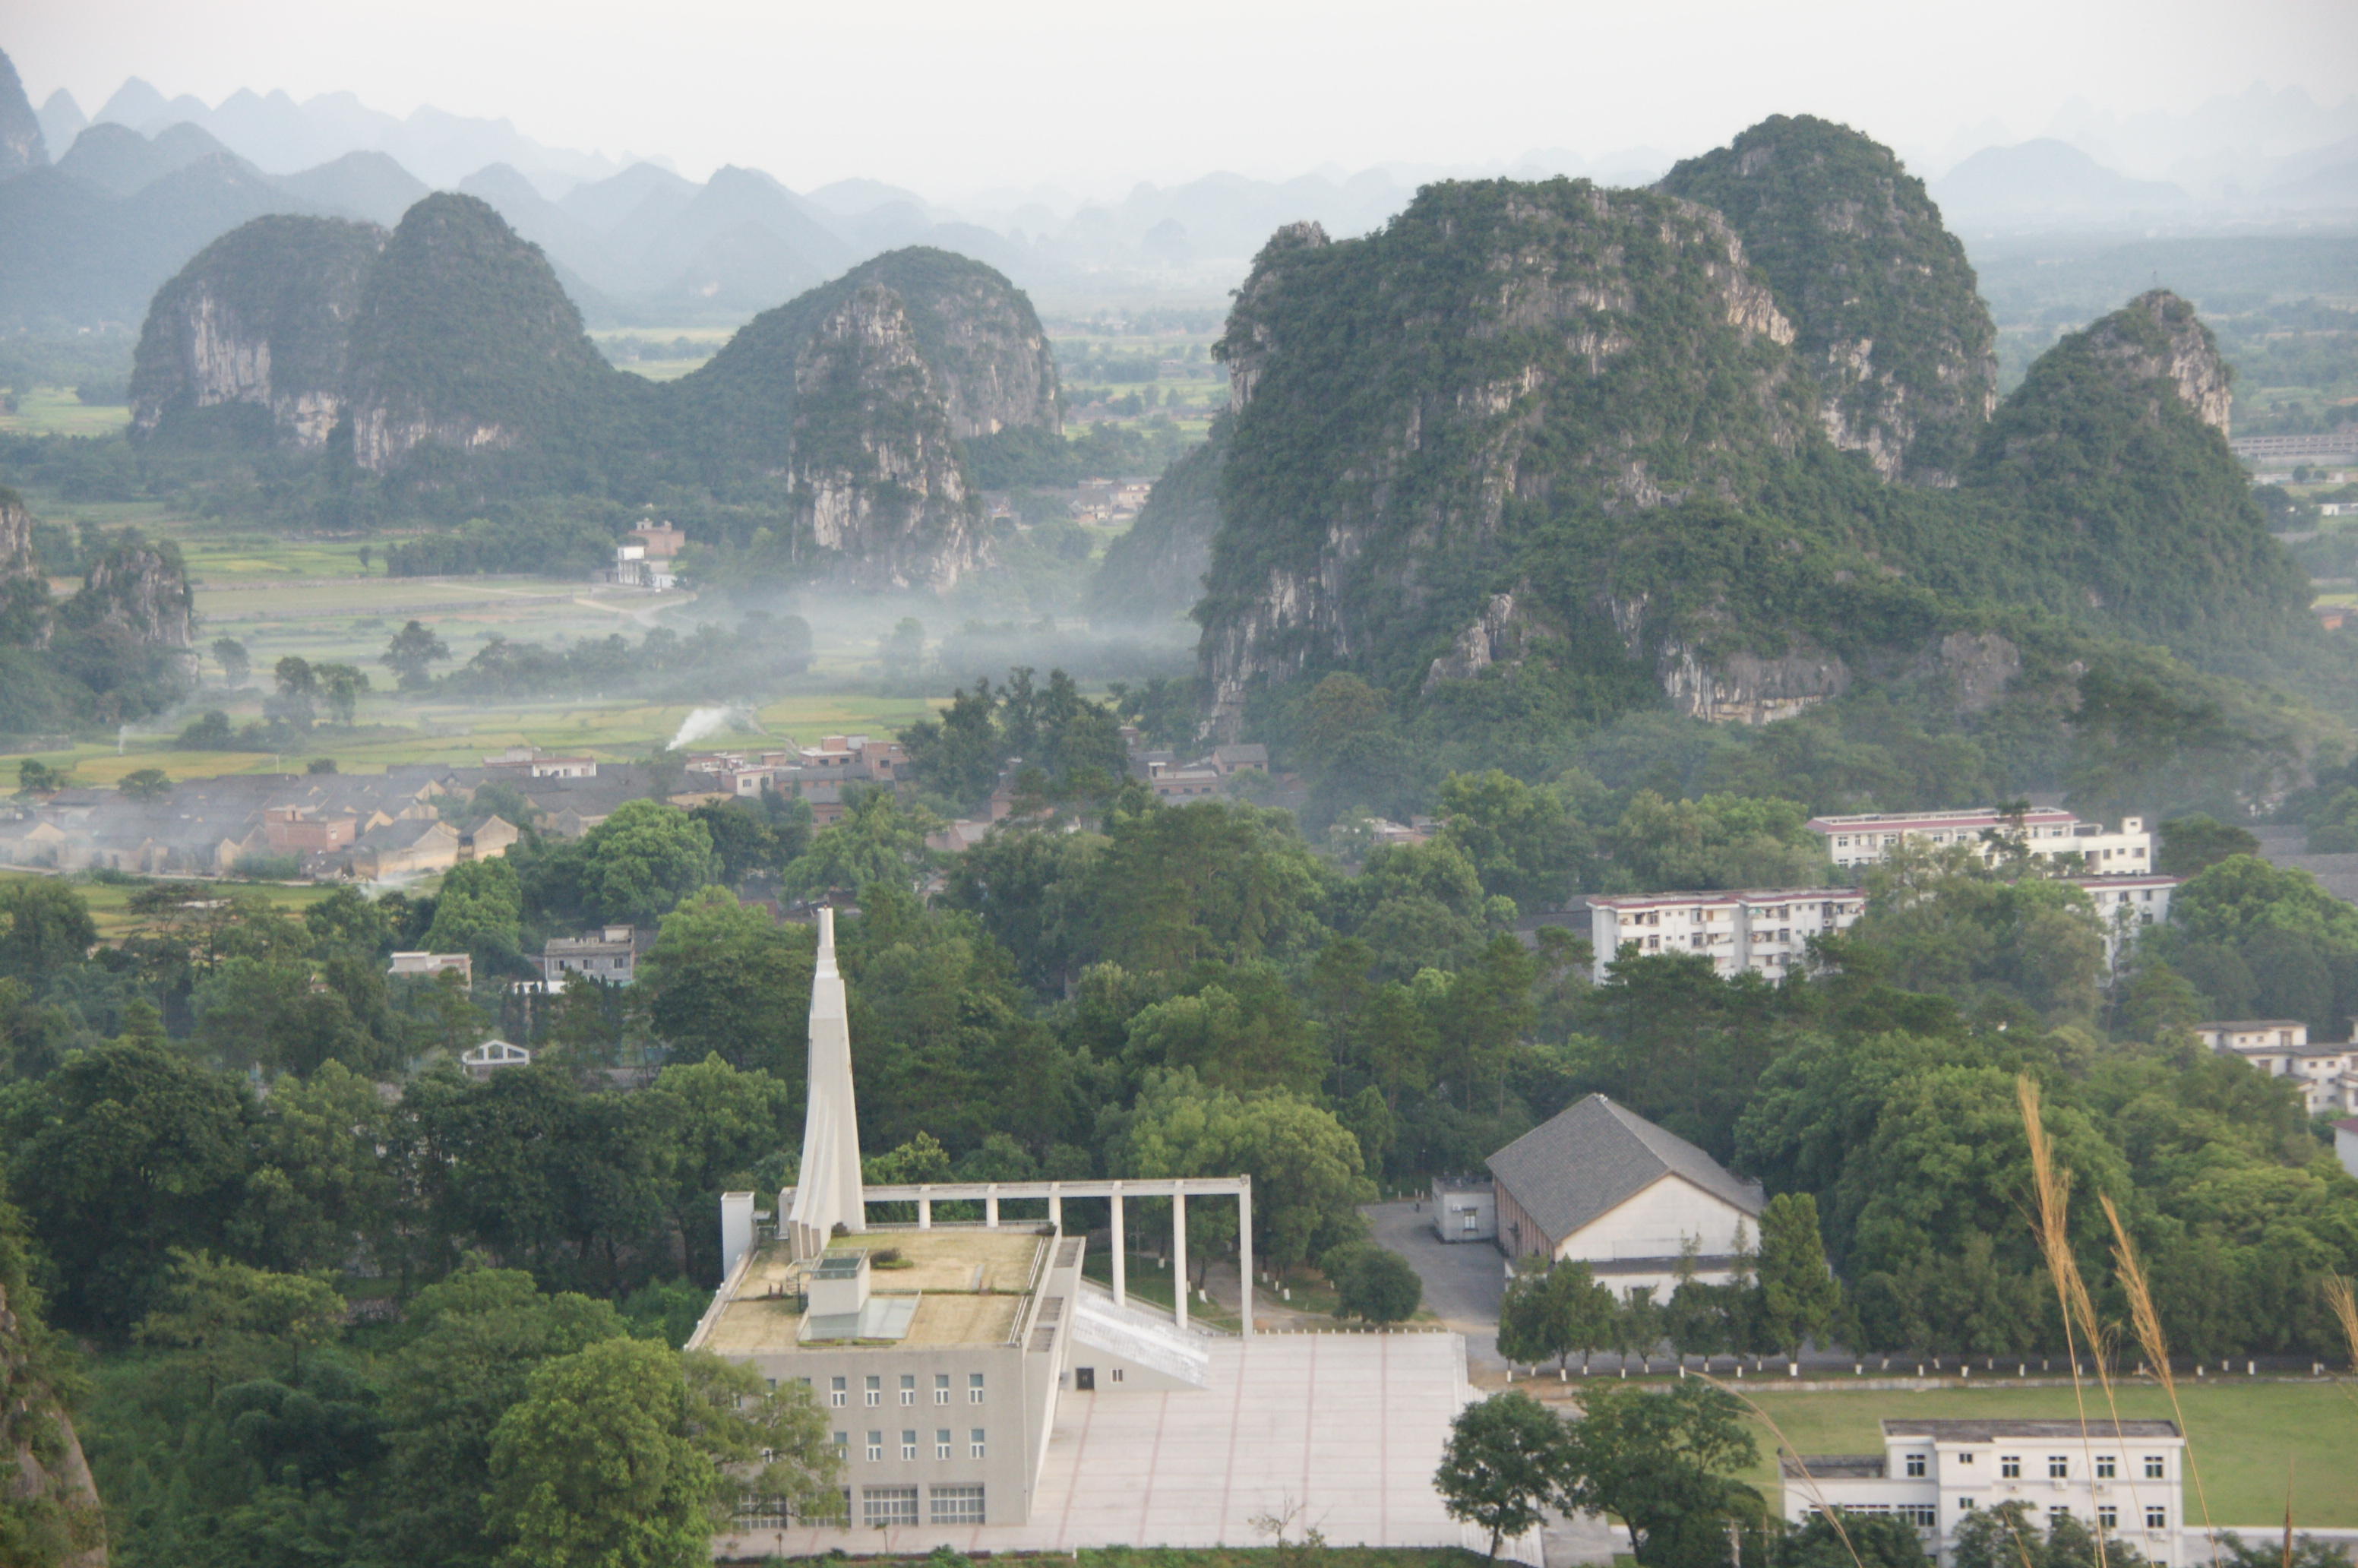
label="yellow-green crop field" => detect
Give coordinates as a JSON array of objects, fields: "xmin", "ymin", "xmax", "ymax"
[
  {"xmin": 0, "ymin": 388, "xmax": 133, "ymax": 437},
  {"xmin": 1735, "ymin": 1380, "xmax": 2358, "ymax": 1526},
  {"xmin": 0, "ymin": 867, "xmax": 343, "ymax": 940}
]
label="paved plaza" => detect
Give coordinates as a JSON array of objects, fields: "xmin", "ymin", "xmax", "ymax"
[{"xmin": 716, "ymin": 1330, "xmax": 1525, "ymax": 1561}]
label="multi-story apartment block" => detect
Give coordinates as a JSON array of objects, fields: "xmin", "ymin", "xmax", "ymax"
[
  {"xmin": 1807, "ymin": 808, "xmax": 2151, "ymax": 874},
  {"xmin": 2194, "ymin": 1020, "xmax": 2358, "ymax": 1116},
  {"xmin": 1590, "ymin": 873, "xmax": 2175, "ymax": 983},
  {"xmin": 1586, "ymin": 889, "xmax": 1867, "ymax": 982},
  {"xmin": 1784, "ymin": 1419, "xmax": 2186, "ymax": 1567}
]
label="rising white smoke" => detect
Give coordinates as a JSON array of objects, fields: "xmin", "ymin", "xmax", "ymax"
[{"xmin": 668, "ymin": 703, "xmax": 753, "ymax": 751}]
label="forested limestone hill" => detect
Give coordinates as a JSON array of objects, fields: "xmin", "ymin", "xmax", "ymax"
[{"xmin": 128, "ymin": 210, "xmax": 1062, "ymax": 590}]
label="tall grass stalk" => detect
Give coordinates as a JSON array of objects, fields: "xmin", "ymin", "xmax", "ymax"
[
  {"xmin": 2017, "ymin": 1075, "xmax": 2115, "ymax": 1568},
  {"xmin": 1696, "ymin": 1373, "xmax": 1866, "ymax": 1568},
  {"xmin": 2100, "ymin": 1190, "xmax": 2217, "ymax": 1560}
]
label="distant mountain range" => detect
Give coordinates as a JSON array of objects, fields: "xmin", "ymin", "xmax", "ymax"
[{"xmin": 5, "ymin": 49, "xmax": 2356, "ymax": 334}]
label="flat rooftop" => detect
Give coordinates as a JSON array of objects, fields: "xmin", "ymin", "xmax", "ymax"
[
  {"xmin": 1882, "ymin": 1418, "xmax": 2181, "ymax": 1440},
  {"xmin": 699, "ymin": 1226, "xmax": 1050, "ymax": 1356}
]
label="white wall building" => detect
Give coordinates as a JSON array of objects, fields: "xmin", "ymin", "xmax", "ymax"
[
  {"xmin": 1807, "ymin": 808, "xmax": 2151, "ymax": 874},
  {"xmin": 2068, "ymin": 874, "xmax": 2180, "ymax": 964},
  {"xmin": 1487, "ymin": 1095, "xmax": 1764, "ymax": 1299},
  {"xmin": 2194, "ymin": 1020, "xmax": 2358, "ymax": 1116},
  {"xmin": 1784, "ymin": 1418, "xmax": 2186, "ymax": 1568},
  {"xmin": 1586, "ymin": 890, "xmax": 1866, "ymax": 983},
  {"xmin": 1430, "ymin": 1178, "xmax": 1497, "ymax": 1243}
]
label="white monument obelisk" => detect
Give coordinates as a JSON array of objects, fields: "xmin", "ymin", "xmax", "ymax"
[{"xmin": 786, "ymin": 907, "xmax": 864, "ymax": 1257}]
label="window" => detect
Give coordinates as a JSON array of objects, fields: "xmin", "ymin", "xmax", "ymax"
[
  {"xmin": 833, "ymin": 1431, "xmax": 849, "ymax": 1459},
  {"xmin": 970, "ymin": 1427, "xmax": 987, "ymax": 1459},
  {"xmin": 865, "ymin": 1375, "xmax": 882, "ymax": 1407},
  {"xmin": 2096, "ymin": 1456, "xmax": 2116, "ymax": 1479},
  {"xmin": 931, "ymin": 1484, "xmax": 986, "ymax": 1525},
  {"xmin": 1904, "ymin": 1506, "xmax": 1936, "ymax": 1528},
  {"xmin": 1959, "ymin": 1452, "xmax": 1977, "ymax": 1465},
  {"xmin": 2050, "ymin": 1508, "xmax": 2070, "ymax": 1528},
  {"xmin": 2098, "ymin": 1506, "xmax": 2118, "ymax": 1530},
  {"xmin": 902, "ymin": 1430, "xmax": 918, "ymax": 1460},
  {"xmin": 935, "ymin": 1374, "xmax": 950, "ymax": 1405},
  {"xmin": 1904, "ymin": 1453, "xmax": 1927, "ymax": 1478},
  {"xmin": 1959, "ymin": 1497, "xmax": 1977, "ymax": 1513},
  {"xmin": 900, "ymin": 1374, "xmax": 916, "ymax": 1406},
  {"xmin": 1111, "ymin": 1367, "xmax": 1125, "ymax": 1382},
  {"xmin": 830, "ymin": 1377, "xmax": 847, "ymax": 1408},
  {"xmin": 867, "ymin": 1431, "xmax": 883, "ymax": 1462},
  {"xmin": 2147, "ymin": 1507, "xmax": 2167, "ymax": 1530},
  {"xmin": 2001, "ymin": 1456, "xmax": 2021, "ymax": 1478},
  {"xmin": 2144, "ymin": 1456, "xmax": 2164, "ymax": 1479},
  {"xmin": 2048, "ymin": 1456, "xmax": 2069, "ymax": 1478},
  {"xmin": 969, "ymin": 1373, "xmax": 985, "ymax": 1404},
  {"xmin": 862, "ymin": 1485, "xmax": 918, "ymax": 1526},
  {"xmin": 937, "ymin": 1428, "xmax": 953, "ymax": 1460}
]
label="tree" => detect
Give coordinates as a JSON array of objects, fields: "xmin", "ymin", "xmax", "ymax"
[
  {"xmin": 424, "ymin": 856, "xmax": 526, "ymax": 966},
  {"xmin": 1438, "ymin": 769, "xmax": 1589, "ymax": 909},
  {"xmin": 2157, "ymin": 814, "xmax": 2258, "ymax": 874},
  {"xmin": 1755, "ymin": 1193, "xmax": 1841, "ymax": 1359},
  {"xmin": 1774, "ymin": 1511, "xmax": 1932, "ymax": 1568},
  {"xmin": 119, "ymin": 767, "xmax": 172, "ymax": 800},
  {"xmin": 3, "ymin": 1040, "xmax": 254, "ymax": 1333},
  {"xmin": 383, "ymin": 619, "xmax": 453, "ymax": 691},
  {"xmin": 133, "ymin": 1248, "xmax": 344, "ymax": 1388},
  {"xmin": 780, "ymin": 785, "xmax": 936, "ymax": 897},
  {"xmin": 578, "ymin": 799, "xmax": 722, "ymax": 925},
  {"xmin": 314, "ymin": 662, "xmax": 370, "ymax": 725},
  {"xmin": 638, "ymin": 889, "xmax": 813, "ymax": 1077},
  {"xmin": 12, "ymin": 758, "xmax": 64, "ymax": 798},
  {"xmin": 1326, "ymin": 1243, "xmax": 1422, "ymax": 1323},
  {"xmin": 0, "ymin": 878, "xmax": 98, "ymax": 981},
  {"xmin": 1559, "ymin": 1380, "xmax": 1762, "ymax": 1568},
  {"xmin": 375, "ymin": 1270, "xmax": 633, "ymax": 1568},
  {"xmin": 1433, "ymin": 1390, "xmax": 1573, "ymax": 1560},
  {"xmin": 1500, "ymin": 1258, "xmax": 1622, "ymax": 1372},
  {"xmin": 1120, "ymin": 1069, "xmax": 1374, "ymax": 1269},
  {"xmin": 484, "ymin": 1336, "xmax": 839, "ymax": 1568},
  {"xmin": 213, "ymin": 636, "xmax": 251, "ymax": 687}
]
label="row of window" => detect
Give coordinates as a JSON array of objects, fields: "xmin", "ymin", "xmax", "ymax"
[
  {"xmin": 865, "ymin": 1484, "xmax": 986, "ymax": 1526},
  {"xmin": 1902, "ymin": 1453, "xmax": 2167, "ymax": 1480},
  {"xmin": 1821, "ymin": 1503, "xmax": 2167, "ymax": 1531},
  {"xmin": 836, "ymin": 1428, "xmax": 988, "ymax": 1462},
  {"xmin": 829, "ymin": 1373, "xmax": 987, "ymax": 1408}
]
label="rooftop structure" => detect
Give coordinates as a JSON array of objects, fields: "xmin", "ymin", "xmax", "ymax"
[
  {"xmin": 537, "ymin": 925, "xmax": 640, "ymax": 986},
  {"xmin": 1783, "ymin": 1418, "xmax": 2186, "ymax": 1566},
  {"xmin": 1806, "ymin": 808, "xmax": 2151, "ymax": 874}
]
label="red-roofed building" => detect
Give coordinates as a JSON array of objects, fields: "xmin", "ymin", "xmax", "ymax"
[{"xmin": 1806, "ymin": 806, "xmax": 2151, "ymax": 874}]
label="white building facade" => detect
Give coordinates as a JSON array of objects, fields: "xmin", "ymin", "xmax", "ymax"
[
  {"xmin": 2194, "ymin": 1020, "xmax": 2358, "ymax": 1116},
  {"xmin": 1807, "ymin": 808, "xmax": 2151, "ymax": 874},
  {"xmin": 1784, "ymin": 1419, "xmax": 2186, "ymax": 1568},
  {"xmin": 1587, "ymin": 890, "xmax": 1866, "ymax": 983}
]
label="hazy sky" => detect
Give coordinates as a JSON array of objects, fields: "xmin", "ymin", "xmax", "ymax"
[{"xmin": 12, "ymin": 0, "xmax": 2358, "ymax": 193}]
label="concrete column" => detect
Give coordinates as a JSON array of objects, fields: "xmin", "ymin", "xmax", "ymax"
[
  {"xmin": 918, "ymin": 1189, "xmax": 932, "ymax": 1230},
  {"xmin": 986, "ymin": 1185, "xmax": 1000, "ymax": 1228},
  {"xmin": 1111, "ymin": 1182, "xmax": 1127, "ymax": 1308},
  {"xmin": 1048, "ymin": 1183, "xmax": 1063, "ymax": 1231},
  {"xmin": 1237, "ymin": 1177, "xmax": 1253, "ymax": 1339},
  {"xmin": 1172, "ymin": 1190, "xmax": 1188, "ymax": 1332}
]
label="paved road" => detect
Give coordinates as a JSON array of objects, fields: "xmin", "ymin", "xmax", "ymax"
[{"xmin": 1364, "ymin": 1200, "xmax": 1506, "ymax": 1370}]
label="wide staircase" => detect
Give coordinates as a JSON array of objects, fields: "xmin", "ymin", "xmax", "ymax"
[{"xmin": 1071, "ymin": 1282, "xmax": 1213, "ymax": 1389}]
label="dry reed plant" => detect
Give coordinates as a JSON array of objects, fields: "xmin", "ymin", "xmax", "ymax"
[
  {"xmin": 2017, "ymin": 1075, "xmax": 2129, "ymax": 1568},
  {"xmin": 2325, "ymin": 1276, "xmax": 2358, "ymax": 1374},
  {"xmin": 2101, "ymin": 1190, "xmax": 2217, "ymax": 1559},
  {"xmin": 1694, "ymin": 1371, "xmax": 1866, "ymax": 1568}
]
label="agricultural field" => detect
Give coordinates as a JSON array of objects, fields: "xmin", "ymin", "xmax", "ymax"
[
  {"xmin": 0, "ymin": 867, "xmax": 342, "ymax": 940},
  {"xmin": 1736, "ymin": 1380, "xmax": 2358, "ymax": 1527},
  {"xmin": 0, "ymin": 387, "xmax": 133, "ymax": 437}
]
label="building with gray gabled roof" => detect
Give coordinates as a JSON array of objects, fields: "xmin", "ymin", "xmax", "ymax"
[{"xmin": 1485, "ymin": 1093, "xmax": 1763, "ymax": 1298}]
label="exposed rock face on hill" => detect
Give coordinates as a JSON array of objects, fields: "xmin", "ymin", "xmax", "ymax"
[
  {"xmin": 1658, "ymin": 115, "xmax": 1998, "ymax": 485},
  {"xmin": 69, "ymin": 534, "xmax": 196, "ymax": 650},
  {"xmin": 2078, "ymin": 286, "xmax": 2233, "ymax": 432},
  {"xmin": 1198, "ymin": 179, "xmax": 1813, "ymax": 727},
  {"xmin": 0, "ymin": 1203, "xmax": 107, "ymax": 1567},
  {"xmin": 678, "ymin": 247, "xmax": 1057, "ymax": 587},
  {"xmin": 339, "ymin": 192, "xmax": 623, "ymax": 473},
  {"xmin": 129, "ymin": 215, "xmax": 385, "ymax": 447},
  {"xmin": 782, "ymin": 283, "xmax": 982, "ymax": 589},
  {"xmin": 0, "ymin": 48, "xmax": 45, "ymax": 179},
  {"xmin": 0, "ymin": 487, "xmax": 36, "ymax": 578}
]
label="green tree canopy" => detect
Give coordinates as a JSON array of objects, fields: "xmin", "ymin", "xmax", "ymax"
[{"xmin": 1434, "ymin": 1390, "xmax": 1574, "ymax": 1560}]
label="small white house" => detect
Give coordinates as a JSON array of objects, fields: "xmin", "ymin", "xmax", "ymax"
[
  {"xmin": 1485, "ymin": 1094, "xmax": 1764, "ymax": 1297},
  {"xmin": 1430, "ymin": 1178, "xmax": 1497, "ymax": 1243},
  {"xmin": 2337, "ymin": 1117, "xmax": 2358, "ymax": 1179},
  {"xmin": 460, "ymin": 1038, "xmax": 533, "ymax": 1080}
]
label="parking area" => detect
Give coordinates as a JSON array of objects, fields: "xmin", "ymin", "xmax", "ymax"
[{"xmin": 1363, "ymin": 1200, "xmax": 1507, "ymax": 1371}]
